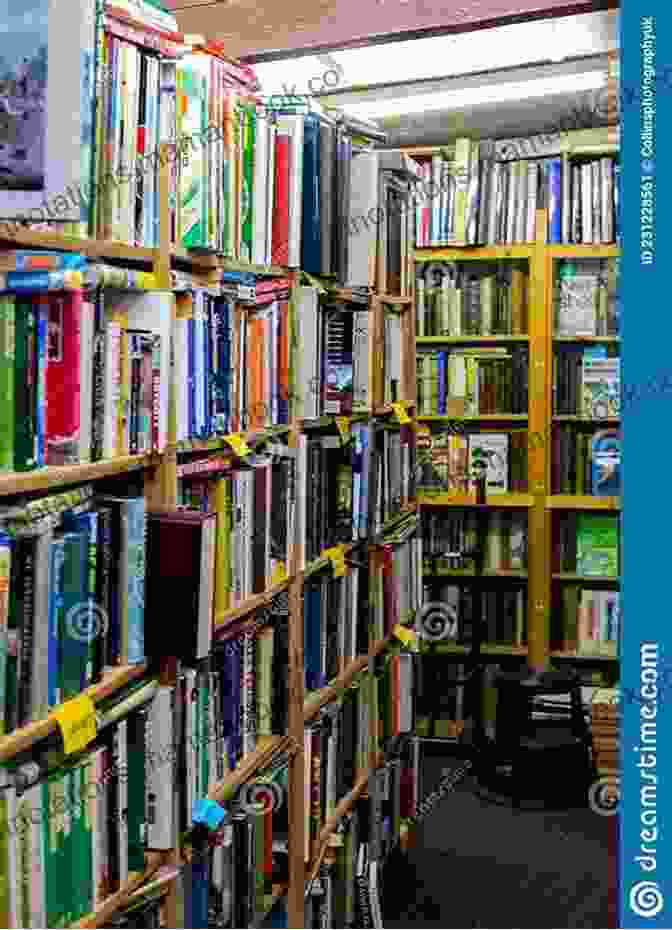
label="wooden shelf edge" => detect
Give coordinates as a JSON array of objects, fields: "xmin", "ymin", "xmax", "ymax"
[
  {"xmin": 551, "ymin": 650, "xmax": 619, "ymax": 661},
  {"xmin": 0, "ymin": 664, "xmax": 147, "ymax": 763},
  {"xmin": 208, "ymin": 735, "xmax": 291, "ymax": 804},
  {"xmin": 69, "ymin": 852, "xmax": 166, "ymax": 928},
  {"xmin": 547, "ymin": 495, "xmax": 621, "ymax": 511},
  {"xmin": 0, "ymin": 228, "xmax": 158, "ymax": 263},
  {"xmin": 307, "ymin": 772, "xmax": 371, "ymax": 882},
  {"xmin": 417, "ymin": 492, "xmax": 533, "ymax": 508},
  {"xmin": 304, "ymin": 637, "xmax": 391, "ymax": 721},
  {"xmin": 0, "ymin": 455, "xmax": 156, "ymax": 497},
  {"xmin": 417, "ymin": 335, "xmax": 529, "ymax": 343},
  {"xmin": 214, "ymin": 580, "xmax": 290, "ymax": 630},
  {"xmin": 414, "ymin": 246, "xmax": 534, "ymax": 260}
]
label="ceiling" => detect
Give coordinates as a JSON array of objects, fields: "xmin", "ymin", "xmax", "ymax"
[{"xmin": 163, "ymin": 0, "xmax": 617, "ymax": 61}]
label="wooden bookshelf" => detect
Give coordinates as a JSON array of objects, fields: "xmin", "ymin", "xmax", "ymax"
[
  {"xmin": 0, "ymin": 664, "xmax": 147, "ymax": 763},
  {"xmin": 0, "ymin": 454, "xmax": 156, "ymax": 497},
  {"xmin": 414, "ymin": 207, "xmax": 622, "ymax": 671},
  {"xmin": 71, "ymin": 852, "xmax": 167, "ymax": 929}
]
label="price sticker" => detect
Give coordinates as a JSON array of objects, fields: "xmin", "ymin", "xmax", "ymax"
[
  {"xmin": 392, "ymin": 402, "xmax": 411, "ymax": 424},
  {"xmin": 52, "ymin": 694, "xmax": 97, "ymax": 755},
  {"xmin": 192, "ymin": 798, "xmax": 227, "ymax": 831},
  {"xmin": 392, "ymin": 624, "xmax": 417, "ymax": 648},
  {"xmin": 224, "ymin": 433, "xmax": 252, "ymax": 457},
  {"xmin": 272, "ymin": 563, "xmax": 288, "ymax": 585},
  {"xmin": 335, "ymin": 417, "xmax": 350, "ymax": 442},
  {"xmin": 323, "ymin": 546, "xmax": 346, "ymax": 578}
]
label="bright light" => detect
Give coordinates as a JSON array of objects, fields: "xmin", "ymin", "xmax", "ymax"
[{"xmin": 339, "ymin": 71, "xmax": 608, "ymax": 120}]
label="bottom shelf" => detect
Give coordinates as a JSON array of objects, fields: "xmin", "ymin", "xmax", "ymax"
[{"xmin": 72, "ymin": 851, "xmax": 166, "ymax": 929}]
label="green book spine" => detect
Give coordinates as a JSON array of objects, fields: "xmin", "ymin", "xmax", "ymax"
[
  {"xmin": 126, "ymin": 709, "xmax": 147, "ymax": 873},
  {"xmin": 61, "ymin": 533, "xmax": 88, "ymax": 700},
  {"xmin": 241, "ymin": 106, "xmax": 255, "ymax": 263},
  {"xmin": 0, "ymin": 789, "xmax": 8, "ymax": 928},
  {"xmin": 79, "ymin": 760, "xmax": 94, "ymax": 919},
  {"xmin": 13, "ymin": 300, "xmax": 36, "ymax": 471},
  {"xmin": 0, "ymin": 296, "xmax": 16, "ymax": 472},
  {"xmin": 0, "ymin": 533, "xmax": 12, "ymax": 736}
]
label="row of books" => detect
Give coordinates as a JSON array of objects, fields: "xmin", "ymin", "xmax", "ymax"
[
  {"xmin": 551, "ymin": 428, "xmax": 621, "ymax": 496},
  {"xmin": 416, "ymin": 262, "xmax": 528, "ymax": 337},
  {"xmin": 422, "ymin": 510, "xmax": 527, "ymax": 573},
  {"xmin": 0, "ymin": 489, "xmax": 145, "ymax": 734},
  {"xmin": 417, "ymin": 346, "xmax": 529, "ymax": 416},
  {"xmin": 0, "ymin": 286, "xmax": 172, "ymax": 471},
  {"xmin": 557, "ymin": 586, "xmax": 620, "ymax": 656},
  {"xmin": 554, "ymin": 346, "xmax": 620, "ymax": 418},
  {"xmin": 412, "ymin": 141, "xmax": 619, "ymax": 246},
  {"xmin": 369, "ymin": 529, "xmax": 422, "ymax": 643},
  {"xmin": 554, "ymin": 513, "xmax": 620, "ymax": 578},
  {"xmin": 370, "ymin": 428, "xmax": 416, "ymax": 535},
  {"xmin": 417, "ymin": 430, "xmax": 528, "ymax": 495},
  {"xmin": 0, "ymin": 677, "xmax": 165, "ymax": 928},
  {"xmin": 555, "ymin": 259, "xmax": 620, "ymax": 337}
]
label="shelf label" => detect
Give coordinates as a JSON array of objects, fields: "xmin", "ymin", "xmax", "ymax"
[
  {"xmin": 392, "ymin": 624, "xmax": 417, "ymax": 648},
  {"xmin": 335, "ymin": 417, "xmax": 350, "ymax": 442},
  {"xmin": 52, "ymin": 694, "xmax": 97, "ymax": 755},
  {"xmin": 392, "ymin": 403, "xmax": 411, "ymax": 424},
  {"xmin": 224, "ymin": 433, "xmax": 252, "ymax": 457},
  {"xmin": 323, "ymin": 545, "xmax": 347, "ymax": 577}
]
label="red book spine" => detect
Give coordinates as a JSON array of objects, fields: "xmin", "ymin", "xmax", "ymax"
[
  {"xmin": 271, "ymin": 134, "xmax": 290, "ymax": 266},
  {"xmin": 46, "ymin": 291, "xmax": 81, "ymax": 465}
]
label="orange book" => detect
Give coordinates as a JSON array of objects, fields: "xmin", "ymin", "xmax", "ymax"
[{"xmin": 278, "ymin": 298, "xmax": 290, "ymax": 420}]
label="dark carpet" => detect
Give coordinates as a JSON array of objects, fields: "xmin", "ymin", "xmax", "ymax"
[{"xmin": 382, "ymin": 753, "xmax": 617, "ymax": 928}]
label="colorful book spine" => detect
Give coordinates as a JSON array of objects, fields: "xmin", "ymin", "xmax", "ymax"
[{"xmin": 0, "ymin": 296, "xmax": 15, "ymax": 472}]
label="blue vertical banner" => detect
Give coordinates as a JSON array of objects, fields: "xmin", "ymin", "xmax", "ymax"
[{"xmin": 621, "ymin": 3, "xmax": 671, "ymax": 927}]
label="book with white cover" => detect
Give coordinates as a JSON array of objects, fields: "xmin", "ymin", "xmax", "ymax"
[{"xmin": 347, "ymin": 150, "xmax": 379, "ymax": 288}]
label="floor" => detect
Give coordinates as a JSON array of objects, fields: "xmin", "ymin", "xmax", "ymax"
[{"xmin": 382, "ymin": 752, "xmax": 617, "ymax": 928}]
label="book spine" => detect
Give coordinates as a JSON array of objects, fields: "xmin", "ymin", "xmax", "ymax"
[{"xmin": 0, "ymin": 296, "xmax": 16, "ymax": 472}]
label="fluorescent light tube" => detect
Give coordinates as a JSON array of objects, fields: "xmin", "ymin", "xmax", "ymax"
[{"xmin": 340, "ymin": 71, "xmax": 608, "ymax": 120}]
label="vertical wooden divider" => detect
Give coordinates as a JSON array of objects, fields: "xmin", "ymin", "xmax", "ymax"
[
  {"xmin": 527, "ymin": 209, "xmax": 552, "ymax": 670},
  {"xmin": 287, "ymin": 270, "xmax": 306, "ymax": 930}
]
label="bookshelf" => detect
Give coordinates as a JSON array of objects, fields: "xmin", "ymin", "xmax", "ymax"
[
  {"xmin": 0, "ymin": 29, "xmax": 420, "ymax": 930},
  {"xmin": 413, "ymin": 201, "xmax": 621, "ymax": 672}
]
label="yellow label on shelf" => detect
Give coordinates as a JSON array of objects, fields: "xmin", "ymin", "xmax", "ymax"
[
  {"xmin": 224, "ymin": 433, "xmax": 252, "ymax": 457},
  {"xmin": 392, "ymin": 403, "xmax": 411, "ymax": 424},
  {"xmin": 272, "ymin": 563, "xmax": 288, "ymax": 585},
  {"xmin": 52, "ymin": 694, "xmax": 97, "ymax": 755},
  {"xmin": 335, "ymin": 417, "xmax": 350, "ymax": 441},
  {"xmin": 323, "ymin": 546, "xmax": 346, "ymax": 577},
  {"xmin": 392, "ymin": 624, "xmax": 417, "ymax": 647}
]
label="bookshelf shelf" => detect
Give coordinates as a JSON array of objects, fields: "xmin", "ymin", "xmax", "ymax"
[
  {"xmin": 553, "ymin": 416, "xmax": 620, "ymax": 424},
  {"xmin": 554, "ymin": 336, "xmax": 620, "ymax": 344},
  {"xmin": 430, "ymin": 643, "xmax": 528, "ymax": 656},
  {"xmin": 423, "ymin": 569, "xmax": 528, "ymax": 579},
  {"xmin": 207, "ymin": 735, "xmax": 291, "ymax": 805},
  {"xmin": 417, "ymin": 335, "xmax": 529, "ymax": 345},
  {"xmin": 552, "ymin": 573, "xmax": 620, "ymax": 584},
  {"xmin": 418, "ymin": 414, "xmax": 528, "ymax": 422},
  {"xmin": 0, "ymin": 454, "xmax": 156, "ymax": 497},
  {"xmin": 214, "ymin": 579, "xmax": 291, "ymax": 630},
  {"xmin": 220, "ymin": 258, "xmax": 290, "ymax": 276},
  {"xmin": 0, "ymin": 228, "xmax": 158, "ymax": 264},
  {"xmin": 0, "ymin": 664, "xmax": 148, "ymax": 763},
  {"xmin": 550, "ymin": 650, "xmax": 618, "ymax": 660},
  {"xmin": 307, "ymin": 771, "xmax": 372, "ymax": 883},
  {"xmin": 547, "ymin": 245, "xmax": 621, "ymax": 259},
  {"xmin": 70, "ymin": 852, "xmax": 167, "ymax": 929},
  {"xmin": 303, "ymin": 637, "xmax": 391, "ymax": 722},
  {"xmin": 417, "ymin": 492, "xmax": 534, "ymax": 508},
  {"xmin": 547, "ymin": 495, "xmax": 621, "ymax": 510},
  {"xmin": 415, "ymin": 246, "xmax": 533, "ymax": 261}
]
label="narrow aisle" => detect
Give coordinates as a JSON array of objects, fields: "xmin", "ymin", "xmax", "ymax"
[{"xmin": 382, "ymin": 756, "xmax": 616, "ymax": 928}]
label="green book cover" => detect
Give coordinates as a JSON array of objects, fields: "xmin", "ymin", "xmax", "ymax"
[
  {"xmin": 126, "ymin": 710, "xmax": 147, "ymax": 873},
  {"xmin": 177, "ymin": 64, "xmax": 206, "ymax": 248},
  {"xmin": 576, "ymin": 514, "xmax": 619, "ymax": 577},
  {"xmin": 0, "ymin": 296, "xmax": 16, "ymax": 472},
  {"xmin": 0, "ymin": 789, "xmax": 8, "ymax": 928},
  {"xmin": 240, "ymin": 104, "xmax": 255, "ymax": 263},
  {"xmin": 79, "ymin": 759, "xmax": 94, "ymax": 920},
  {"xmin": 13, "ymin": 300, "xmax": 36, "ymax": 471}
]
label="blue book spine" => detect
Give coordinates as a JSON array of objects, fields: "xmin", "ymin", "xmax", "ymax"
[
  {"xmin": 301, "ymin": 114, "xmax": 321, "ymax": 274},
  {"xmin": 0, "ymin": 532, "xmax": 12, "ymax": 731},
  {"xmin": 548, "ymin": 158, "xmax": 562, "ymax": 243},
  {"xmin": 188, "ymin": 317, "xmax": 196, "ymax": 439},
  {"xmin": 195, "ymin": 298, "xmax": 206, "ymax": 436},
  {"xmin": 35, "ymin": 305, "xmax": 48, "ymax": 467},
  {"xmin": 222, "ymin": 301, "xmax": 232, "ymax": 433},
  {"xmin": 124, "ymin": 497, "xmax": 146, "ymax": 665},
  {"xmin": 47, "ymin": 537, "xmax": 65, "ymax": 707},
  {"xmin": 359, "ymin": 426, "xmax": 370, "ymax": 537},
  {"xmin": 437, "ymin": 351, "xmax": 446, "ymax": 415},
  {"xmin": 12, "ymin": 252, "xmax": 86, "ymax": 272},
  {"xmin": 63, "ymin": 511, "xmax": 99, "ymax": 688},
  {"xmin": 205, "ymin": 297, "xmax": 214, "ymax": 437}
]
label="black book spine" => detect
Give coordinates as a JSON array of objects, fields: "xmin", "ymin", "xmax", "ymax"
[{"xmin": 16, "ymin": 538, "xmax": 36, "ymax": 728}]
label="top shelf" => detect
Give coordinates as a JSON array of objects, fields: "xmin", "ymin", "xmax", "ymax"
[{"xmin": 415, "ymin": 244, "xmax": 621, "ymax": 261}]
